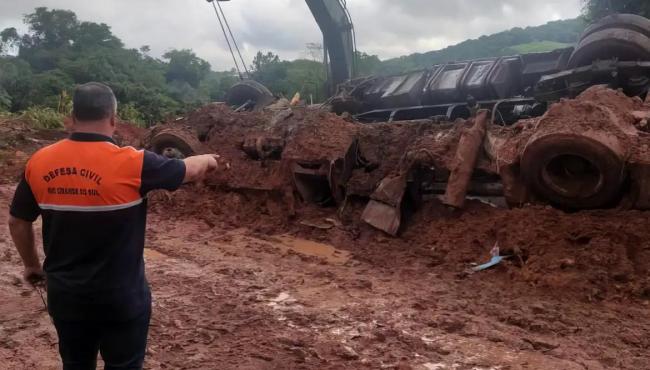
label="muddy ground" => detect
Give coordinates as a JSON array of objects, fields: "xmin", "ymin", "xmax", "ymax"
[{"xmin": 1, "ymin": 118, "xmax": 650, "ymax": 370}]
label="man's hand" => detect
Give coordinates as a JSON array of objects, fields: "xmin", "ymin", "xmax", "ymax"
[
  {"xmin": 183, "ymin": 154, "xmax": 221, "ymax": 184},
  {"xmin": 23, "ymin": 265, "xmax": 45, "ymax": 286},
  {"xmin": 205, "ymin": 154, "xmax": 220, "ymax": 172}
]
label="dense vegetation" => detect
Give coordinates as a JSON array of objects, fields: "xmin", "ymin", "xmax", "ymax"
[
  {"xmin": 248, "ymin": 51, "xmax": 327, "ymax": 104},
  {"xmin": 0, "ymin": 8, "xmax": 328, "ymax": 125},
  {"xmin": 0, "ymin": 8, "xmax": 235, "ymax": 125},
  {"xmin": 0, "ymin": 2, "xmax": 648, "ymax": 126},
  {"xmin": 376, "ymin": 18, "xmax": 586, "ymax": 75}
]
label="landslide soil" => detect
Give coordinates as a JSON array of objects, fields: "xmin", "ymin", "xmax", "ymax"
[{"xmin": 1, "ymin": 119, "xmax": 650, "ymax": 369}]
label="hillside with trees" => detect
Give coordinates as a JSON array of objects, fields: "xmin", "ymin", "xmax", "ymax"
[
  {"xmin": 0, "ymin": 8, "xmax": 242, "ymax": 126},
  {"xmin": 0, "ymin": 8, "xmax": 331, "ymax": 126},
  {"xmin": 365, "ymin": 0, "xmax": 650, "ymax": 75},
  {"xmin": 376, "ymin": 18, "xmax": 585, "ymax": 75}
]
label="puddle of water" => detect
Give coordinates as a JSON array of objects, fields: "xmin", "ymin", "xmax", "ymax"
[
  {"xmin": 144, "ymin": 248, "xmax": 203, "ymax": 278},
  {"xmin": 270, "ymin": 235, "xmax": 351, "ymax": 264}
]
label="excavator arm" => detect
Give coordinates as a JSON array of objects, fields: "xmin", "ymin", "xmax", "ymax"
[
  {"xmin": 305, "ymin": 0, "xmax": 356, "ymax": 94},
  {"xmin": 222, "ymin": 0, "xmax": 357, "ymax": 108}
]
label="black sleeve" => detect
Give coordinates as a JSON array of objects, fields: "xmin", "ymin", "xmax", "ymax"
[
  {"xmin": 140, "ymin": 150, "xmax": 186, "ymax": 196},
  {"xmin": 10, "ymin": 177, "xmax": 40, "ymax": 222}
]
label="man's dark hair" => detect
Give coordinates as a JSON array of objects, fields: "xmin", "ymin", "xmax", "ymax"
[{"xmin": 73, "ymin": 82, "xmax": 117, "ymax": 122}]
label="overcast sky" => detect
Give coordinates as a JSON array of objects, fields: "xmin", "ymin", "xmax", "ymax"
[{"xmin": 0, "ymin": 0, "xmax": 582, "ymax": 71}]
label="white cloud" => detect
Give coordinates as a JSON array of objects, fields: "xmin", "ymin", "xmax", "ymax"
[{"xmin": 0, "ymin": 0, "xmax": 582, "ymax": 70}]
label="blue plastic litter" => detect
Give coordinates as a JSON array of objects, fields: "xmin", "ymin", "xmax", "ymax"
[{"xmin": 471, "ymin": 255, "xmax": 505, "ymax": 272}]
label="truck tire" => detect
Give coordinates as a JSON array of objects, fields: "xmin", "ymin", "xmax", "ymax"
[
  {"xmin": 521, "ymin": 131, "xmax": 626, "ymax": 209},
  {"xmin": 150, "ymin": 130, "xmax": 202, "ymax": 158},
  {"xmin": 226, "ymin": 80, "xmax": 274, "ymax": 111},
  {"xmin": 580, "ymin": 13, "xmax": 650, "ymax": 41},
  {"xmin": 568, "ymin": 28, "xmax": 650, "ymax": 68}
]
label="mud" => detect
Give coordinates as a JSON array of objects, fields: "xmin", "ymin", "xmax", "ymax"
[
  {"xmin": 2, "ymin": 177, "xmax": 650, "ymax": 369},
  {"xmin": 0, "ymin": 118, "xmax": 67, "ymax": 183},
  {"xmin": 145, "ymin": 179, "xmax": 650, "ymax": 369},
  {"xmin": 489, "ymin": 87, "xmax": 649, "ymax": 166},
  {"xmin": 350, "ymin": 121, "xmax": 458, "ymax": 197},
  {"xmin": 148, "ymin": 104, "xmax": 361, "ymax": 192},
  {"xmin": 1, "ymin": 93, "xmax": 650, "ymax": 369},
  {"xmin": 114, "ymin": 121, "xmax": 147, "ymax": 148}
]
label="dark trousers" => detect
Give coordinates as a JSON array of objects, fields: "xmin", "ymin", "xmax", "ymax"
[{"xmin": 52, "ymin": 306, "xmax": 151, "ymax": 370}]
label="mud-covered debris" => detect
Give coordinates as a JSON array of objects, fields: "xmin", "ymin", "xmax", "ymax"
[{"xmin": 336, "ymin": 344, "xmax": 360, "ymax": 360}]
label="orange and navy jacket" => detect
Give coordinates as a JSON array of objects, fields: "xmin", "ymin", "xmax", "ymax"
[{"xmin": 10, "ymin": 132, "xmax": 186, "ymax": 321}]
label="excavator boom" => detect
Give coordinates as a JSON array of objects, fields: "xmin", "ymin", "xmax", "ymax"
[
  {"xmin": 305, "ymin": 0, "xmax": 356, "ymax": 94},
  {"xmin": 221, "ymin": 0, "xmax": 356, "ymax": 108}
]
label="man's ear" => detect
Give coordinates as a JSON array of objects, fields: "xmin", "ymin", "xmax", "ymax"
[{"xmin": 109, "ymin": 113, "xmax": 116, "ymax": 128}]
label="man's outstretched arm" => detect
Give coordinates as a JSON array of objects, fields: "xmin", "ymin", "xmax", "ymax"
[
  {"xmin": 140, "ymin": 152, "xmax": 220, "ymax": 195},
  {"xmin": 183, "ymin": 154, "xmax": 220, "ymax": 184}
]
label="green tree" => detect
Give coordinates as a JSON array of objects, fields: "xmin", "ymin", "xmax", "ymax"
[
  {"xmin": 200, "ymin": 71, "xmax": 238, "ymax": 101},
  {"xmin": 22, "ymin": 7, "xmax": 79, "ymax": 49},
  {"xmin": 118, "ymin": 102, "xmax": 147, "ymax": 127},
  {"xmin": 73, "ymin": 22, "xmax": 123, "ymax": 50},
  {"xmin": 251, "ymin": 51, "xmax": 289, "ymax": 94},
  {"xmin": 30, "ymin": 69, "xmax": 74, "ymax": 108},
  {"xmin": 0, "ymin": 88, "xmax": 11, "ymax": 111},
  {"xmin": 251, "ymin": 51, "xmax": 281, "ymax": 73},
  {"xmin": 0, "ymin": 8, "xmax": 228, "ymax": 124},
  {"xmin": 356, "ymin": 52, "xmax": 382, "ymax": 77},
  {"xmin": 286, "ymin": 59, "xmax": 326, "ymax": 102},
  {"xmin": 0, "ymin": 57, "xmax": 34, "ymax": 111},
  {"xmin": 582, "ymin": 0, "xmax": 650, "ymax": 21},
  {"xmin": 163, "ymin": 49, "xmax": 211, "ymax": 88},
  {"xmin": 16, "ymin": 8, "xmax": 79, "ymax": 71},
  {"xmin": 0, "ymin": 28, "xmax": 20, "ymax": 55}
]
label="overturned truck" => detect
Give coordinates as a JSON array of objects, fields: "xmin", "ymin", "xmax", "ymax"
[
  {"xmin": 148, "ymin": 14, "xmax": 650, "ymax": 235},
  {"xmin": 148, "ymin": 86, "xmax": 650, "ymax": 234},
  {"xmin": 231, "ymin": 14, "xmax": 650, "ymax": 125},
  {"xmin": 329, "ymin": 14, "xmax": 650, "ymax": 124}
]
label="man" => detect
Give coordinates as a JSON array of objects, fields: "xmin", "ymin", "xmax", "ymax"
[{"xmin": 8, "ymin": 82, "xmax": 219, "ymax": 369}]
